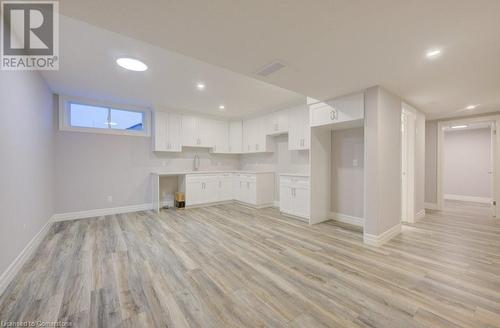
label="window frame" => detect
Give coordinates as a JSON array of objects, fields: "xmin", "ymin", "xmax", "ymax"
[{"xmin": 59, "ymin": 95, "xmax": 151, "ymax": 137}]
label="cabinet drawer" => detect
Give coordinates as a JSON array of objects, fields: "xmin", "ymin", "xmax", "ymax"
[{"xmin": 280, "ymin": 176, "xmax": 309, "ymax": 187}]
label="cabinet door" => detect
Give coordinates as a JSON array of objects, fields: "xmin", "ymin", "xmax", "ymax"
[
  {"xmin": 198, "ymin": 117, "xmax": 214, "ymax": 148},
  {"xmin": 182, "ymin": 115, "xmax": 199, "ymax": 147},
  {"xmin": 254, "ymin": 117, "xmax": 266, "ymax": 152},
  {"xmin": 212, "ymin": 120, "xmax": 229, "ymax": 153},
  {"xmin": 294, "ymin": 186, "xmax": 310, "ymax": 219},
  {"xmin": 153, "ymin": 111, "xmax": 168, "ymax": 151},
  {"xmin": 277, "ymin": 109, "xmax": 289, "ymax": 133},
  {"xmin": 289, "ymin": 105, "xmax": 309, "ymax": 150},
  {"xmin": 242, "ymin": 120, "xmax": 253, "ymax": 153},
  {"xmin": 279, "ymin": 184, "xmax": 294, "ymax": 215},
  {"xmin": 233, "ymin": 175, "xmax": 243, "ymax": 201},
  {"xmin": 202, "ymin": 177, "xmax": 219, "ymax": 204},
  {"xmin": 217, "ymin": 174, "xmax": 233, "ymax": 201},
  {"xmin": 229, "ymin": 121, "xmax": 242, "ymax": 153},
  {"xmin": 245, "ymin": 180, "xmax": 257, "ymax": 205},
  {"xmin": 168, "ymin": 113, "xmax": 182, "ymax": 151},
  {"xmin": 186, "ymin": 179, "xmax": 203, "ymax": 206}
]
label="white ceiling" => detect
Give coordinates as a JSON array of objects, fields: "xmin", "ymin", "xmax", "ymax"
[
  {"xmin": 58, "ymin": 0, "xmax": 500, "ymax": 120},
  {"xmin": 41, "ymin": 15, "xmax": 305, "ymax": 118}
]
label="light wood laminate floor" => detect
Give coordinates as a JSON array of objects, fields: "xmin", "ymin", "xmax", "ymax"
[{"xmin": 0, "ymin": 202, "xmax": 499, "ymax": 327}]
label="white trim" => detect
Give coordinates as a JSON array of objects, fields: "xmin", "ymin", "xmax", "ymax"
[
  {"xmin": 330, "ymin": 212, "xmax": 364, "ymax": 227},
  {"xmin": 273, "ymin": 200, "xmax": 280, "ymax": 208},
  {"xmin": 51, "ymin": 203, "xmax": 153, "ymax": 222},
  {"xmin": 0, "ymin": 220, "xmax": 52, "ymax": 296},
  {"xmin": 424, "ymin": 202, "xmax": 438, "ymax": 210},
  {"xmin": 415, "ymin": 209, "xmax": 426, "ymax": 219},
  {"xmin": 58, "ymin": 95, "xmax": 151, "ymax": 137},
  {"xmin": 363, "ymin": 223, "xmax": 401, "ymax": 247},
  {"xmin": 444, "ymin": 194, "xmax": 492, "ymax": 204}
]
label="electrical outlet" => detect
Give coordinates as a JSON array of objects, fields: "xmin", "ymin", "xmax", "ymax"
[
  {"xmin": 107, "ymin": 196, "xmax": 113, "ymax": 202},
  {"xmin": 352, "ymin": 159, "xmax": 359, "ymax": 167}
]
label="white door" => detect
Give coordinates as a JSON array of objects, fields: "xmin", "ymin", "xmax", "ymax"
[{"xmin": 401, "ymin": 107, "xmax": 416, "ymax": 223}]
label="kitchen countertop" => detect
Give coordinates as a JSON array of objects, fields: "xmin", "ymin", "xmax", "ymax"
[
  {"xmin": 152, "ymin": 170, "xmax": 276, "ymax": 176},
  {"xmin": 279, "ymin": 173, "xmax": 310, "ymax": 177}
]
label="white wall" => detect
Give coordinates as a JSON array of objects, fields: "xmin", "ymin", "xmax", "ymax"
[
  {"xmin": 364, "ymin": 86, "xmax": 402, "ymax": 235},
  {"xmin": 443, "ymin": 128, "xmax": 491, "ymax": 199},
  {"xmin": 54, "ymin": 129, "xmax": 239, "ymax": 213},
  {"xmin": 239, "ymin": 134, "xmax": 309, "ymax": 201},
  {"xmin": 0, "ymin": 71, "xmax": 54, "ymax": 276},
  {"xmin": 331, "ymin": 128, "xmax": 364, "ymax": 218}
]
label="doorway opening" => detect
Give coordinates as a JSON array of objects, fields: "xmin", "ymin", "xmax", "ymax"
[{"xmin": 437, "ymin": 118, "xmax": 498, "ymax": 218}]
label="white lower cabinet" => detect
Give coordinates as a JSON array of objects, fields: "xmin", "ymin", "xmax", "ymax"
[
  {"xmin": 180, "ymin": 172, "xmax": 274, "ymax": 207},
  {"xmin": 217, "ymin": 173, "xmax": 233, "ymax": 201},
  {"xmin": 279, "ymin": 175, "xmax": 310, "ymax": 221}
]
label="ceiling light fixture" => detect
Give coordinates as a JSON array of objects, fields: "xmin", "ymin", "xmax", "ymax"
[
  {"xmin": 196, "ymin": 82, "xmax": 206, "ymax": 90},
  {"xmin": 426, "ymin": 49, "xmax": 441, "ymax": 59},
  {"xmin": 465, "ymin": 104, "xmax": 479, "ymax": 110},
  {"xmin": 116, "ymin": 58, "xmax": 148, "ymax": 71},
  {"xmin": 219, "ymin": 105, "xmax": 225, "ymax": 111},
  {"xmin": 451, "ymin": 125, "xmax": 468, "ymax": 129}
]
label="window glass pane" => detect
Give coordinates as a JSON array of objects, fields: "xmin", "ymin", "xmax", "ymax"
[
  {"xmin": 109, "ymin": 109, "xmax": 144, "ymax": 131},
  {"xmin": 70, "ymin": 103, "xmax": 109, "ymax": 129}
]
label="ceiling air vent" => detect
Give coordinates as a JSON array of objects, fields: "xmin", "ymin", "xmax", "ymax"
[{"xmin": 255, "ymin": 61, "xmax": 286, "ymax": 77}]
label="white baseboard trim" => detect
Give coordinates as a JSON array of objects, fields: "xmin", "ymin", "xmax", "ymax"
[
  {"xmin": 424, "ymin": 202, "xmax": 438, "ymax": 210},
  {"xmin": 51, "ymin": 203, "xmax": 153, "ymax": 222},
  {"xmin": 444, "ymin": 194, "xmax": 491, "ymax": 204},
  {"xmin": 330, "ymin": 212, "xmax": 364, "ymax": 227},
  {"xmin": 0, "ymin": 219, "xmax": 52, "ymax": 296},
  {"xmin": 415, "ymin": 209, "xmax": 426, "ymax": 219},
  {"xmin": 363, "ymin": 223, "xmax": 401, "ymax": 247}
]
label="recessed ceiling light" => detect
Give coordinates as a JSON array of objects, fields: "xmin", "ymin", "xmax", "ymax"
[
  {"xmin": 426, "ymin": 49, "xmax": 441, "ymax": 59},
  {"xmin": 219, "ymin": 105, "xmax": 225, "ymax": 111},
  {"xmin": 116, "ymin": 58, "xmax": 148, "ymax": 71},
  {"xmin": 196, "ymin": 82, "xmax": 206, "ymax": 90},
  {"xmin": 465, "ymin": 104, "xmax": 479, "ymax": 110},
  {"xmin": 451, "ymin": 125, "xmax": 468, "ymax": 129}
]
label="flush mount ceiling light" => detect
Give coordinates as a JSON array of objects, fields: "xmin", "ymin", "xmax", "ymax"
[
  {"xmin": 219, "ymin": 105, "xmax": 225, "ymax": 111},
  {"xmin": 465, "ymin": 104, "xmax": 480, "ymax": 110},
  {"xmin": 451, "ymin": 125, "xmax": 468, "ymax": 129},
  {"xmin": 116, "ymin": 58, "xmax": 148, "ymax": 71},
  {"xmin": 196, "ymin": 82, "xmax": 206, "ymax": 90},
  {"xmin": 426, "ymin": 49, "xmax": 442, "ymax": 59}
]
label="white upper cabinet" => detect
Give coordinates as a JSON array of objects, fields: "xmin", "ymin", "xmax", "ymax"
[
  {"xmin": 229, "ymin": 121, "xmax": 243, "ymax": 153},
  {"xmin": 211, "ymin": 120, "xmax": 229, "ymax": 153},
  {"xmin": 266, "ymin": 109, "xmax": 289, "ymax": 135},
  {"xmin": 153, "ymin": 111, "xmax": 182, "ymax": 152},
  {"xmin": 310, "ymin": 92, "xmax": 364, "ymax": 129},
  {"xmin": 288, "ymin": 105, "xmax": 310, "ymax": 150},
  {"xmin": 182, "ymin": 115, "xmax": 214, "ymax": 147},
  {"xmin": 243, "ymin": 116, "xmax": 273, "ymax": 153}
]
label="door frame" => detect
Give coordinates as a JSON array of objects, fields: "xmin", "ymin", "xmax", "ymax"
[
  {"xmin": 437, "ymin": 114, "xmax": 500, "ymax": 217},
  {"xmin": 401, "ymin": 104, "xmax": 416, "ymax": 223}
]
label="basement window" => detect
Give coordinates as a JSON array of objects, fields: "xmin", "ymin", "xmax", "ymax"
[{"xmin": 59, "ymin": 96, "xmax": 151, "ymax": 136}]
